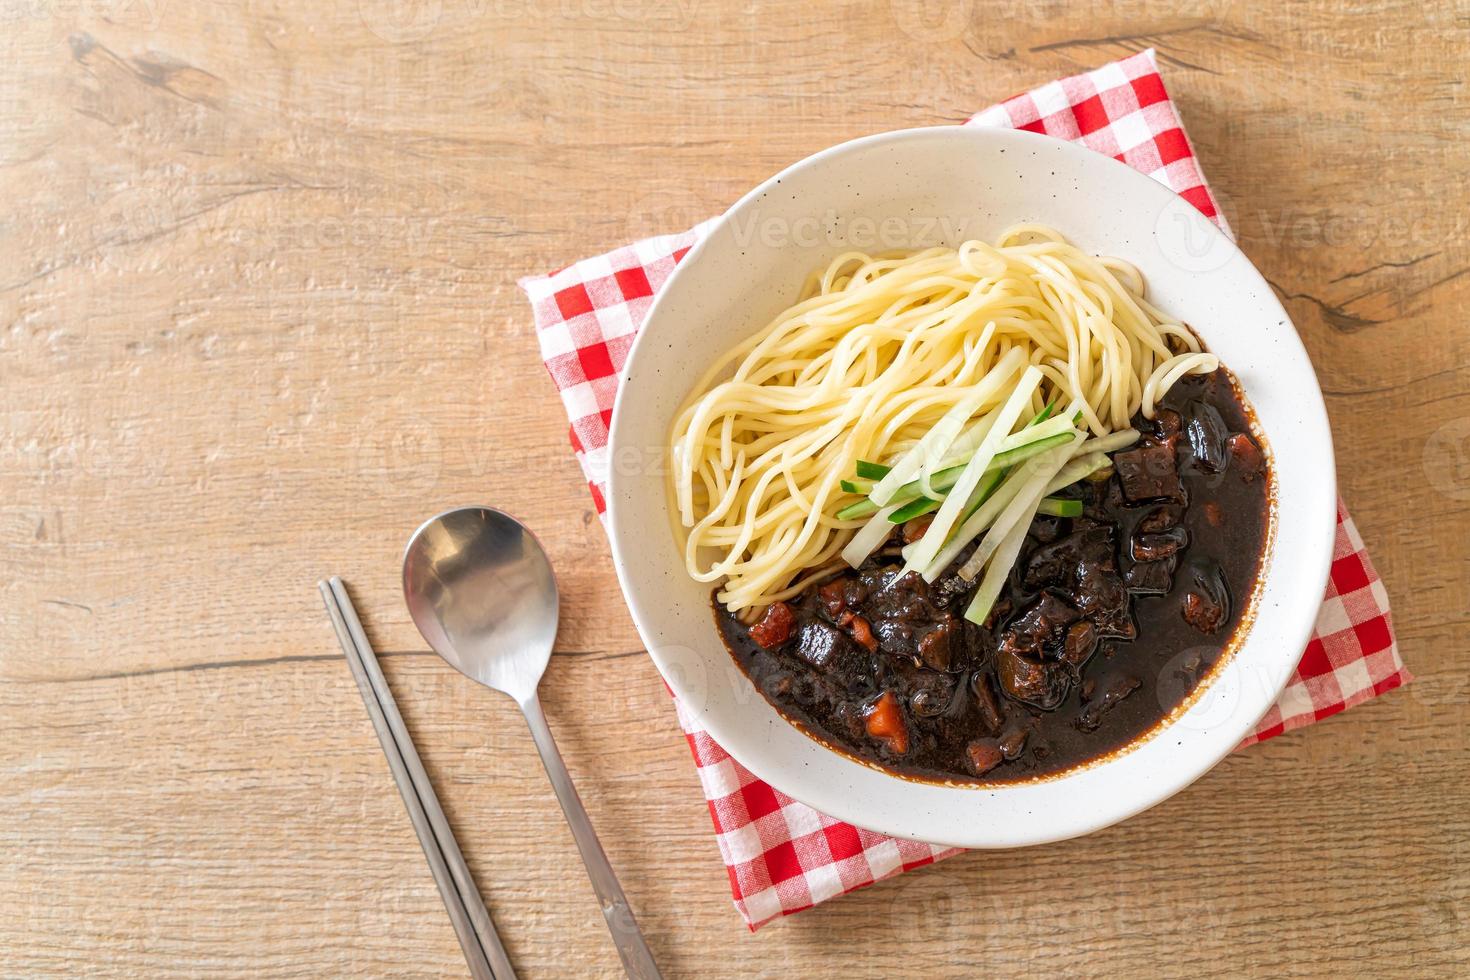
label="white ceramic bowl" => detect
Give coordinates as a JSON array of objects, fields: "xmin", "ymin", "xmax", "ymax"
[{"xmin": 606, "ymin": 126, "xmax": 1335, "ymax": 849}]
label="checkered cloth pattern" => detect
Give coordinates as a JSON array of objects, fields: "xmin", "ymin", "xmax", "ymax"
[{"xmin": 519, "ymin": 49, "xmax": 1409, "ymax": 931}]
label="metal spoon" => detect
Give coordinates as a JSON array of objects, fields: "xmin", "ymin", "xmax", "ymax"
[{"xmin": 402, "ymin": 506, "xmax": 662, "ymax": 980}]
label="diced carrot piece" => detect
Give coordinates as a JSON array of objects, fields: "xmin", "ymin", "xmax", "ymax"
[
  {"xmin": 864, "ymin": 691, "xmax": 909, "ymax": 754},
  {"xmin": 748, "ymin": 601, "xmax": 795, "ymax": 649},
  {"xmin": 846, "ymin": 615, "xmax": 879, "ymax": 653}
]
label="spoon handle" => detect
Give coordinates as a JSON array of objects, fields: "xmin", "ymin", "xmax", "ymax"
[{"xmin": 520, "ymin": 693, "xmax": 663, "ymax": 980}]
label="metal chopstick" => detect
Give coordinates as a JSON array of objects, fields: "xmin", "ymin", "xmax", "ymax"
[{"xmin": 320, "ymin": 577, "xmax": 517, "ymax": 980}]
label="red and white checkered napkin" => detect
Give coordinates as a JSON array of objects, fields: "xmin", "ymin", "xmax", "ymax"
[{"xmin": 519, "ymin": 49, "xmax": 1410, "ymax": 930}]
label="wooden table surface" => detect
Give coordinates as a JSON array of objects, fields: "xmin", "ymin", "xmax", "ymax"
[{"xmin": 3, "ymin": 2, "xmax": 1468, "ymax": 976}]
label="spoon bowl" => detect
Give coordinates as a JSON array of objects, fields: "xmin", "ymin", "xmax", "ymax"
[
  {"xmin": 402, "ymin": 506, "xmax": 558, "ymax": 703},
  {"xmin": 402, "ymin": 505, "xmax": 662, "ymax": 980}
]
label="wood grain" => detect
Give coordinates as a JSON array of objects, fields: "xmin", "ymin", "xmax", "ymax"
[{"xmin": 2, "ymin": 2, "xmax": 1467, "ymax": 976}]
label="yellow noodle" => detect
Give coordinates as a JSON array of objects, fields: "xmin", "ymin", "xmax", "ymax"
[{"xmin": 671, "ymin": 224, "xmax": 1217, "ymax": 611}]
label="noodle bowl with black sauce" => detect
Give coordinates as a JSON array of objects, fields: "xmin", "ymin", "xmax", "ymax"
[{"xmin": 669, "ymin": 225, "xmax": 1273, "ymax": 783}]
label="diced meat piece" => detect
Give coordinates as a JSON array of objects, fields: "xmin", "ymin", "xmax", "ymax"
[
  {"xmin": 1125, "ymin": 558, "xmax": 1177, "ymax": 596},
  {"xmin": 939, "ymin": 619, "xmax": 987, "ymax": 673},
  {"xmin": 998, "ymin": 728, "xmax": 1028, "ymax": 761},
  {"xmin": 1090, "ymin": 606, "xmax": 1135, "ymax": 641},
  {"xmin": 916, "ymin": 620, "xmax": 958, "ymax": 671},
  {"xmin": 1132, "ymin": 525, "xmax": 1189, "ymax": 562},
  {"xmin": 1182, "ymin": 592, "xmax": 1224, "ymax": 634},
  {"xmin": 1075, "ymin": 560, "xmax": 1134, "ymax": 640},
  {"xmin": 1023, "ymin": 526, "xmax": 1132, "ymax": 639},
  {"xmin": 1060, "ymin": 621, "xmax": 1098, "ymax": 670},
  {"xmin": 1202, "ymin": 501, "xmax": 1224, "ymax": 527},
  {"xmin": 995, "ymin": 645, "xmax": 1069, "ymax": 710},
  {"xmin": 845, "ymin": 614, "xmax": 879, "ymax": 653},
  {"xmin": 794, "ymin": 619, "xmax": 855, "ymax": 672},
  {"xmin": 1114, "ymin": 441, "xmax": 1184, "ymax": 503},
  {"xmin": 868, "ymin": 616, "xmax": 923, "ymax": 660},
  {"xmin": 854, "ymin": 563, "xmax": 899, "ymax": 599},
  {"xmin": 966, "ymin": 738, "xmax": 1004, "ymax": 776},
  {"xmin": 817, "ymin": 578, "xmax": 849, "ymax": 620},
  {"xmin": 1227, "ymin": 433, "xmax": 1265, "ymax": 482},
  {"xmin": 1180, "ymin": 559, "xmax": 1231, "ymax": 634},
  {"xmin": 861, "ymin": 568, "xmax": 977, "ymax": 669},
  {"xmin": 841, "ymin": 575, "xmax": 873, "ymax": 609},
  {"xmin": 1185, "ymin": 400, "xmax": 1229, "ymax": 473},
  {"xmin": 748, "ymin": 602, "xmax": 795, "ymax": 649},
  {"xmin": 1072, "ymin": 524, "xmax": 1117, "ymax": 563},
  {"xmin": 1137, "ymin": 504, "xmax": 1183, "ymax": 534},
  {"xmin": 1022, "ymin": 544, "xmax": 1068, "ymax": 591},
  {"xmin": 1023, "ymin": 526, "xmax": 1113, "ymax": 590},
  {"xmin": 999, "ymin": 593, "xmax": 1080, "ymax": 657},
  {"xmin": 1151, "ymin": 408, "xmax": 1182, "ymax": 439},
  {"xmin": 901, "ymin": 514, "xmax": 933, "ymax": 544},
  {"xmin": 972, "ymin": 672, "xmax": 1006, "ymax": 733},
  {"xmin": 1028, "ymin": 514, "xmax": 1064, "ymax": 544},
  {"xmin": 1076, "ymin": 673, "xmax": 1141, "ymax": 731},
  {"xmin": 864, "ymin": 691, "xmax": 909, "ymax": 754},
  {"xmin": 909, "ymin": 674, "xmax": 955, "ymax": 718}
]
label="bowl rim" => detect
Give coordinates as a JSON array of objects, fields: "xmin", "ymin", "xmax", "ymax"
[{"xmin": 606, "ymin": 124, "xmax": 1336, "ymax": 847}]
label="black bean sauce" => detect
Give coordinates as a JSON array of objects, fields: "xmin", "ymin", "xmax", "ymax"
[{"xmin": 714, "ymin": 368, "xmax": 1270, "ymax": 783}]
